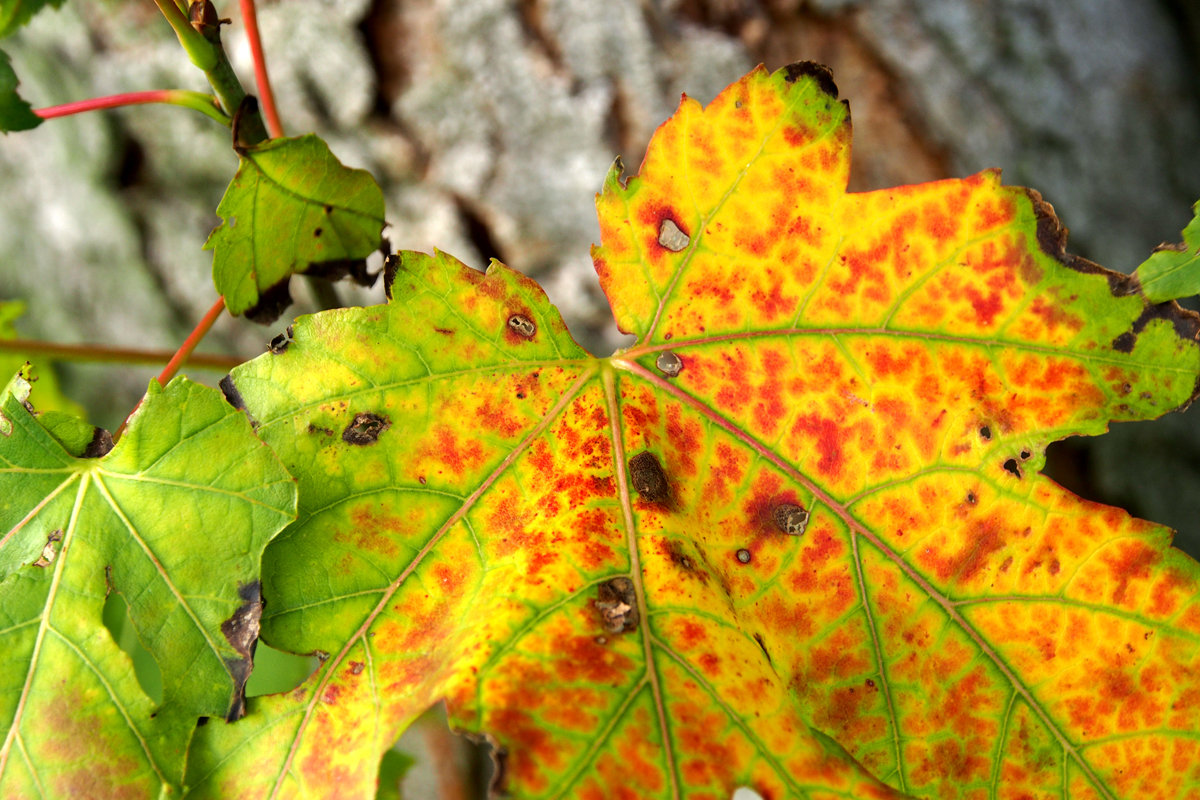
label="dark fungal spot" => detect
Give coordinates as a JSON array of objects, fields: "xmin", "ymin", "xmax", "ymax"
[
  {"xmin": 979, "ymin": 426, "xmax": 991, "ymax": 441},
  {"xmin": 629, "ymin": 451, "xmax": 669, "ymax": 503},
  {"xmin": 83, "ymin": 427, "xmax": 114, "ymax": 459},
  {"xmin": 967, "ymin": 492, "xmax": 977, "ymax": 505},
  {"xmin": 304, "ymin": 256, "xmax": 377, "ymax": 288},
  {"xmin": 736, "ymin": 549, "xmax": 751, "ymax": 564},
  {"xmin": 508, "ymin": 314, "xmax": 536, "ymax": 338},
  {"xmin": 594, "ymin": 577, "xmax": 638, "ymax": 634},
  {"xmin": 343, "ymin": 412, "xmax": 391, "ymax": 446},
  {"xmin": 324, "ymin": 205, "xmax": 333, "ymax": 214},
  {"xmin": 866, "ymin": 679, "xmax": 875, "ymax": 689},
  {"xmin": 782, "ymin": 61, "xmax": 839, "ymax": 98},
  {"xmin": 219, "ymin": 375, "xmax": 247, "ymax": 411},
  {"xmin": 656, "ymin": 350, "xmax": 683, "ymax": 377},
  {"xmin": 1003, "ymin": 459, "xmax": 1022, "ymax": 479},
  {"xmin": 268, "ymin": 325, "xmax": 294, "ymax": 355},
  {"xmin": 220, "ymin": 581, "xmax": 263, "ymax": 722},
  {"xmin": 773, "ymin": 504, "xmax": 809, "ymax": 536},
  {"xmin": 314, "ymin": 227, "xmax": 323, "ymax": 237},
  {"xmin": 243, "ymin": 279, "xmax": 293, "ymax": 325}
]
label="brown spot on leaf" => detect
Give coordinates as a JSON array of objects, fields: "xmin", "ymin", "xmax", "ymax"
[
  {"xmin": 83, "ymin": 427, "xmax": 114, "ymax": 458},
  {"xmin": 736, "ymin": 548, "xmax": 752, "ymax": 564},
  {"xmin": 594, "ymin": 577, "xmax": 638, "ymax": 634},
  {"xmin": 342, "ymin": 412, "xmax": 391, "ymax": 445},
  {"xmin": 657, "ymin": 219, "xmax": 690, "ymax": 252},
  {"xmin": 32, "ymin": 529, "xmax": 62, "ymax": 567},
  {"xmin": 508, "ymin": 314, "xmax": 536, "ymax": 338},
  {"xmin": 220, "ymin": 580, "xmax": 263, "ymax": 721},
  {"xmin": 772, "ymin": 503, "xmax": 809, "ymax": 536},
  {"xmin": 655, "ymin": 350, "xmax": 683, "ymax": 376},
  {"xmin": 629, "ymin": 451, "xmax": 668, "ymax": 503}
]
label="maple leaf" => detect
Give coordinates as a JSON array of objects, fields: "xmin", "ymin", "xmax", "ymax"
[
  {"xmin": 186, "ymin": 63, "xmax": 1200, "ymax": 799},
  {"xmin": 0, "ymin": 375, "xmax": 296, "ymax": 798},
  {"xmin": 206, "ymin": 134, "xmax": 387, "ymax": 324}
]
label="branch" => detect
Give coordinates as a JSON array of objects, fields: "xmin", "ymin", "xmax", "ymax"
[
  {"xmin": 35, "ymin": 90, "xmax": 231, "ymax": 126},
  {"xmin": 0, "ymin": 338, "xmax": 240, "ymax": 370}
]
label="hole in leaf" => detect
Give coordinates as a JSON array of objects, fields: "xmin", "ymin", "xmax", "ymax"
[
  {"xmin": 102, "ymin": 592, "xmax": 163, "ymax": 705},
  {"xmin": 979, "ymin": 426, "xmax": 991, "ymax": 441},
  {"xmin": 245, "ymin": 643, "xmax": 318, "ymax": 697},
  {"xmin": 1002, "ymin": 458, "xmax": 1022, "ymax": 478},
  {"xmin": 1020, "ymin": 449, "xmax": 1032, "ymax": 460},
  {"xmin": 733, "ymin": 788, "xmax": 765, "ymax": 800}
]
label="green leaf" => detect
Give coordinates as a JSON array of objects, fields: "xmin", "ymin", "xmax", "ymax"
[
  {"xmin": 184, "ymin": 63, "xmax": 1200, "ymax": 800},
  {"xmin": 1134, "ymin": 200, "xmax": 1200, "ymax": 302},
  {"xmin": 0, "ymin": 49, "xmax": 40, "ymax": 134},
  {"xmin": 205, "ymin": 133, "xmax": 386, "ymax": 324},
  {"xmin": 0, "ymin": 301, "xmax": 84, "ymax": 419},
  {"xmin": 0, "ymin": 0, "xmax": 62, "ymax": 42},
  {"xmin": 375, "ymin": 749, "xmax": 414, "ymax": 800},
  {"xmin": 0, "ymin": 375, "xmax": 296, "ymax": 798}
]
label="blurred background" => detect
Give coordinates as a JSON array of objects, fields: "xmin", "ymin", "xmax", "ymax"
[{"xmin": 4, "ymin": 0, "xmax": 1200, "ymax": 796}]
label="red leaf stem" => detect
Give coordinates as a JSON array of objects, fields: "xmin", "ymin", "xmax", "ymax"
[{"xmin": 239, "ymin": 0, "xmax": 284, "ymax": 139}]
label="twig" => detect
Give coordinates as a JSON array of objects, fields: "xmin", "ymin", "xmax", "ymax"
[{"xmin": 0, "ymin": 339, "xmax": 240, "ymax": 370}]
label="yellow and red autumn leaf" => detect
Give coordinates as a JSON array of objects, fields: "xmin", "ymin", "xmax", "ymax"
[{"xmin": 185, "ymin": 62, "xmax": 1200, "ymax": 800}]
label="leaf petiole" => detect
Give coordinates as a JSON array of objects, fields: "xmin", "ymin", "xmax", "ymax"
[
  {"xmin": 150, "ymin": 0, "xmax": 218, "ymax": 72},
  {"xmin": 35, "ymin": 90, "xmax": 231, "ymax": 126},
  {"xmin": 114, "ymin": 296, "xmax": 228, "ymax": 441},
  {"xmin": 239, "ymin": 0, "xmax": 284, "ymax": 138}
]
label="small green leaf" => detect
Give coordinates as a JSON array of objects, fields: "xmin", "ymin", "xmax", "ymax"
[
  {"xmin": 0, "ymin": 0, "xmax": 63, "ymax": 41},
  {"xmin": 375, "ymin": 749, "xmax": 414, "ymax": 800},
  {"xmin": 0, "ymin": 301, "xmax": 84, "ymax": 418},
  {"xmin": 0, "ymin": 375, "xmax": 297, "ymax": 798},
  {"xmin": 1134, "ymin": 200, "xmax": 1200, "ymax": 302},
  {"xmin": 0, "ymin": 49, "xmax": 40, "ymax": 133},
  {"xmin": 205, "ymin": 133, "xmax": 386, "ymax": 324}
]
